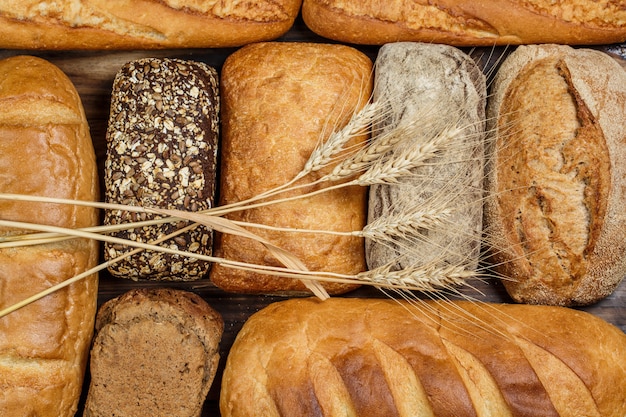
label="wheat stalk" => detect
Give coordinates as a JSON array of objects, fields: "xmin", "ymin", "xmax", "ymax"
[{"xmin": 0, "ymin": 222, "xmax": 197, "ymax": 318}]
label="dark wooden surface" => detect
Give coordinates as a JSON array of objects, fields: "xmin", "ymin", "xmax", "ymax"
[{"xmin": 2, "ymin": 14, "xmax": 625, "ymax": 417}]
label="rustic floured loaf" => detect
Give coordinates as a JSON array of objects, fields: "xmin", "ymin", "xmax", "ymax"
[
  {"xmin": 485, "ymin": 44, "xmax": 626, "ymax": 306},
  {"xmin": 221, "ymin": 297, "xmax": 626, "ymax": 417},
  {"xmin": 0, "ymin": 55, "xmax": 99, "ymax": 417},
  {"xmin": 0, "ymin": 0, "xmax": 302, "ymax": 49},
  {"xmin": 83, "ymin": 288, "xmax": 223, "ymax": 417},
  {"xmin": 366, "ymin": 42, "xmax": 486, "ymax": 276},
  {"xmin": 104, "ymin": 58, "xmax": 219, "ymax": 281},
  {"xmin": 302, "ymin": 0, "xmax": 626, "ymax": 46},
  {"xmin": 209, "ymin": 42, "xmax": 372, "ymax": 295}
]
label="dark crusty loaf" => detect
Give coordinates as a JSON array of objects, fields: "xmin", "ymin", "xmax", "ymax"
[
  {"xmin": 209, "ymin": 42, "xmax": 372, "ymax": 295},
  {"xmin": 485, "ymin": 45, "xmax": 626, "ymax": 306},
  {"xmin": 83, "ymin": 288, "xmax": 223, "ymax": 417},
  {"xmin": 104, "ymin": 58, "xmax": 219, "ymax": 281},
  {"xmin": 366, "ymin": 42, "xmax": 486, "ymax": 274},
  {"xmin": 302, "ymin": 0, "xmax": 626, "ymax": 46},
  {"xmin": 0, "ymin": 0, "xmax": 302, "ymax": 49},
  {"xmin": 221, "ymin": 297, "xmax": 626, "ymax": 417},
  {"xmin": 0, "ymin": 55, "xmax": 99, "ymax": 417}
]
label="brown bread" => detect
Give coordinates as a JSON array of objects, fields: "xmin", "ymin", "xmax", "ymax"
[
  {"xmin": 83, "ymin": 288, "xmax": 224, "ymax": 417},
  {"xmin": 103, "ymin": 58, "xmax": 219, "ymax": 281}
]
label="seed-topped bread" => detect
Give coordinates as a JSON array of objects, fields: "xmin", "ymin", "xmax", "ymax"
[{"xmin": 104, "ymin": 58, "xmax": 219, "ymax": 281}]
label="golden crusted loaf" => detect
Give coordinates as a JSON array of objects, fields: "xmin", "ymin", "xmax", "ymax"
[
  {"xmin": 302, "ymin": 0, "xmax": 626, "ymax": 46},
  {"xmin": 209, "ymin": 42, "xmax": 372, "ymax": 295},
  {"xmin": 485, "ymin": 45, "xmax": 626, "ymax": 306},
  {"xmin": 84, "ymin": 288, "xmax": 224, "ymax": 417},
  {"xmin": 0, "ymin": 55, "xmax": 99, "ymax": 417},
  {"xmin": 0, "ymin": 0, "xmax": 302, "ymax": 49},
  {"xmin": 221, "ymin": 297, "xmax": 626, "ymax": 417}
]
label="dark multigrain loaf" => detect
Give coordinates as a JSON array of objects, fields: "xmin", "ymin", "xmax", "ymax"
[
  {"xmin": 104, "ymin": 58, "xmax": 219, "ymax": 281},
  {"xmin": 83, "ymin": 288, "xmax": 223, "ymax": 417},
  {"xmin": 366, "ymin": 42, "xmax": 486, "ymax": 273},
  {"xmin": 485, "ymin": 45, "xmax": 626, "ymax": 306}
]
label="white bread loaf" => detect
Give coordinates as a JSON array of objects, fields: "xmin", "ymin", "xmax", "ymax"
[
  {"xmin": 221, "ymin": 297, "xmax": 626, "ymax": 417},
  {"xmin": 302, "ymin": 0, "xmax": 626, "ymax": 46},
  {"xmin": 83, "ymin": 288, "xmax": 224, "ymax": 417},
  {"xmin": 485, "ymin": 45, "xmax": 626, "ymax": 306},
  {"xmin": 0, "ymin": 55, "xmax": 99, "ymax": 417},
  {"xmin": 209, "ymin": 42, "xmax": 372, "ymax": 295},
  {"xmin": 0, "ymin": 0, "xmax": 302, "ymax": 49},
  {"xmin": 366, "ymin": 42, "xmax": 486, "ymax": 274}
]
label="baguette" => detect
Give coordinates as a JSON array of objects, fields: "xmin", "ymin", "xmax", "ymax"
[
  {"xmin": 302, "ymin": 0, "xmax": 626, "ymax": 46},
  {"xmin": 103, "ymin": 58, "xmax": 219, "ymax": 281},
  {"xmin": 221, "ymin": 297, "xmax": 626, "ymax": 417},
  {"xmin": 485, "ymin": 45, "xmax": 626, "ymax": 306},
  {"xmin": 0, "ymin": 0, "xmax": 302, "ymax": 49},
  {"xmin": 83, "ymin": 288, "xmax": 223, "ymax": 417},
  {"xmin": 0, "ymin": 55, "xmax": 99, "ymax": 417},
  {"xmin": 209, "ymin": 42, "xmax": 372, "ymax": 295},
  {"xmin": 366, "ymin": 42, "xmax": 486, "ymax": 274}
]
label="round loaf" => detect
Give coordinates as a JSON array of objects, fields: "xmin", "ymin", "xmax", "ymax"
[{"xmin": 485, "ymin": 45, "xmax": 626, "ymax": 306}]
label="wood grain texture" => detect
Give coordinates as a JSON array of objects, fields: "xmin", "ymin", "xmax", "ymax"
[{"xmin": 0, "ymin": 16, "xmax": 624, "ymax": 417}]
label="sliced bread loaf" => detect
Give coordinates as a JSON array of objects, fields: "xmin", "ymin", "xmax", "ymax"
[{"xmin": 83, "ymin": 288, "xmax": 223, "ymax": 417}]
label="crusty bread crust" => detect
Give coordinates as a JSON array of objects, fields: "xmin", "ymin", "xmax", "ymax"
[
  {"xmin": 302, "ymin": 0, "xmax": 626, "ymax": 46},
  {"xmin": 221, "ymin": 297, "xmax": 626, "ymax": 417},
  {"xmin": 366, "ymin": 42, "xmax": 486, "ymax": 273},
  {"xmin": 209, "ymin": 42, "xmax": 372, "ymax": 295},
  {"xmin": 84, "ymin": 288, "xmax": 224, "ymax": 417},
  {"xmin": 485, "ymin": 45, "xmax": 626, "ymax": 306},
  {"xmin": 0, "ymin": 55, "xmax": 99, "ymax": 417},
  {"xmin": 0, "ymin": 0, "xmax": 302, "ymax": 49}
]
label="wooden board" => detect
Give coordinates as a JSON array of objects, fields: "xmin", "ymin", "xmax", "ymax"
[{"xmin": 1, "ymin": 15, "xmax": 625, "ymax": 417}]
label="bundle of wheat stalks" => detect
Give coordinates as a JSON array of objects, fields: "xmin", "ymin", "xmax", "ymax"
[{"xmin": 0, "ymin": 83, "xmax": 493, "ymax": 316}]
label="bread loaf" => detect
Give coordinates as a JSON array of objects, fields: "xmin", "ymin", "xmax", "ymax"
[
  {"xmin": 366, "ymin": 42, "xmax": 486, "ymax": 274},
  {"xmin": 104, "ymin": 58, "xmax": 219, "ymax": 281},
  {"xmin": 209, "ymin": 42, "xmax": 372, "ymax": 295},
  {"xmin": 0, "ymin": 0, "xmax": 302, "ymax": 49},
  {"xmin": 0, "ymin": 55, "xmax": 99, "ymax": 417},
  {"xmin": 302, "ymin": 0, "xmax": 626, "ymax": 46},
  {"xmin": 221, "ymin": 297, "xmax": 626, "ymax": 417},
  {"xmin": 485, "ymin": 45, "xmax": 626, "ymax": 306},
  {"xmin": 83, "ymin": 288, "xmax": 224, "ymax": 417}
]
